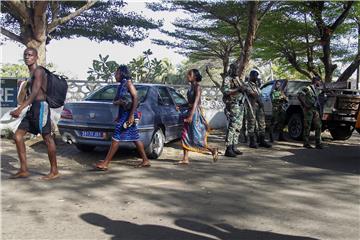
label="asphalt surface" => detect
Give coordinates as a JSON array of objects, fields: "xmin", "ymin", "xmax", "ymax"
[{"xmin": 1, "ymin": 130, "xmax": 359, "ymax": 240}]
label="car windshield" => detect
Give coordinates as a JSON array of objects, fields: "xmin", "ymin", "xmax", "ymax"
[{"xmin": 86, "ymin": 85, "xmax": 149, "ymax": 102}]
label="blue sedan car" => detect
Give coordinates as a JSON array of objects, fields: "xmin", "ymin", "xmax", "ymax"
[{"xmin": 58, "ymin": 84, "xmax": 189, "ymax": 159}]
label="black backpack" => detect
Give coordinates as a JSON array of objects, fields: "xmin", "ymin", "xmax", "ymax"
[{"xmin": 41, "ymin": 67, "xmax": 68, "ymax": 108}]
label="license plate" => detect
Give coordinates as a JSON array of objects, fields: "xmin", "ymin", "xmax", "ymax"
[{"xmin": 80, "ymin": 131, "xmax": 104, "ymax": 139}]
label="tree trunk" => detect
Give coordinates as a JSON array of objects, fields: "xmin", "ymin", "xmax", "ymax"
[
  {"xmin": 337, "ymin": 53, "xmax": 360, "ymax": 83},
  {"xmin": 236, "ymin": 1, "xmax": 258, "ymax": 80},
  {"xmin": 221, "ymin": 52, "xmax": 230, "ymax": 80},
  {"xmin": 320, "ymin": 34, "xmax": 337, "ymax": 82}
]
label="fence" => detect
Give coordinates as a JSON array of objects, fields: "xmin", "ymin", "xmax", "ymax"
[{"xmin": 66, "ymin": 80, "xmax": 227, "ymax": 128}]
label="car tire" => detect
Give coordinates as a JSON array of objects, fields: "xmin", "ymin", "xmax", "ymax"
[
  {"xmin": 146, "ymin": 128, "xmax": 165, "ymax": 159},
  {"xmin": 329, "ymin": 126, "xmax": 354, "ymax": 140},
  {"xmin": 75, "ymin": 144, "xmax": 96, "ymax": 152},
  {"xmin": 288, "ymin": 113, "xmax": 304, "ymax": 140}
]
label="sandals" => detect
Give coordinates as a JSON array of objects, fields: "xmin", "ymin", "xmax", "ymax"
[
  {"xmin": 134, "ymin": 162, "xmax": 151, "ymax": 168},
  {"xmin": 94, "ymin": 161, "xmax": 108, "ymax": 171},
  {"xmin": 175, "ymin": 161, "xmax": 189, "ymax": 165},
  {"xmin": 10, "ymin": 171, "xmax": 30, "ymax": 179}
]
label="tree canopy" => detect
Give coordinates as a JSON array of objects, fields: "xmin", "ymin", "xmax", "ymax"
[
  {"xmin": 148, "ymin": 0, "xmax": 273, "ymax": 83},
  {"xmin": 1, "ymin": 1, "xmax": 161, "ymax": 65},
  {"xmin": 255, "ymin": 1, "xmax": 358, "ymax": 82}
]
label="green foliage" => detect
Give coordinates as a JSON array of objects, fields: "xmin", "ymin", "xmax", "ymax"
[
  {"xmin": 149, "ymin": 1, "xmax": 245, "ymax": 69},
  {"xmin": 255, "ymin": 1, "xmax": 358, "ymax": 81},
  {"xmin": 128, "ymin": 49, "xmax": 174, "ymax": 83},
  {"xmin": 87, "ymin": 54, "xmax": 118, "ymax": 82},
  {"xmin": 87, "ymin": 50, "xmax": 175, "ymax": 83},
  {"xmin": 149, "ymin": 1, "xmax": 273, "ymax": 79},
  {"xmin": 0, "ymin": 62, "xmax": 59, "ymax": 78},
  {"xmin": 1, "ymin": 1, "xmax": 161, "ymax": 52},
  {"xmin": 0, "ymin": 63, "xmax": 29, "ymax": 78},
  {"xmin": 167, "ymin": 58, "xmax": 225, "ymax": 86}
]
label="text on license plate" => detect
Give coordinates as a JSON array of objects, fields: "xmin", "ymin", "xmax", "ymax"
[{"xmin": 80, "ymin": 131, "xmax": 104, "ymax": 139}]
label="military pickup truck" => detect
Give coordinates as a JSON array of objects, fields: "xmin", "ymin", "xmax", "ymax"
[{"xmin": 260, "ymin": 80, "xmax": 360, "ymax": 140}]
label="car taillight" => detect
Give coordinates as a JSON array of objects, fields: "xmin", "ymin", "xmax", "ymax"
[{"xmin": 61, "ymin": 108, "xmax": 73, "ymax": 119}]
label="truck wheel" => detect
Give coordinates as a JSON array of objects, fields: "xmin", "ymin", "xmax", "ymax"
[
  {"xmin": 145, "ymin": 128, "xmax": 165, "ymax": 159},
  {"xmin": 75, "ymin": 144, "xmax": 96, "ymax": 152},
  {"xmin": 329, "ymin": 126, "xmax": 354, "ymax": 140},
  {"xmin": 288, "ymin": 113, "xmax": 303, "ymax": 140}
]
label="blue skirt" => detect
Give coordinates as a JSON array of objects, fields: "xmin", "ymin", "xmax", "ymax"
[
  {"xmin": 112, "ymin": 111, "xmax": 140, "ymax": 142},
  {"xmin": 181, "ymin": 107, "xmax": 209, "ymax": 153}
]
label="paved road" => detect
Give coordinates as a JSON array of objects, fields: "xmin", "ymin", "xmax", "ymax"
[{"xmin": 1, "ymin": 131, "xmax": 359, "ymax": 240}]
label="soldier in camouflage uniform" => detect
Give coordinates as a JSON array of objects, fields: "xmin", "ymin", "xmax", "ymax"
[
  {"xmin": 221, "ymin": 63, "xmax": 244, "ymax": 157},
  {"xmin": 298, "ymin": 76, "xmax": 323, "ymax": 149},
  {"xmin": 269, "ymin": 80, "xmax": 288, "ymax": 142},
  {"xmin": 244, "ymin": 70, "xmax": 271, "ymax": 148}
]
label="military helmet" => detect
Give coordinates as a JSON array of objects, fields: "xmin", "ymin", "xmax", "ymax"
[{"xmin": 249, "ymin": 69, "xmax": 260, "ymax": 78}]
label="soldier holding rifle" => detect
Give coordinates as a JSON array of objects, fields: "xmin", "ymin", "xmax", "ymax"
[
  {"xmin": 220, "ymin": 63, "xmax": 245, "ymax": 157},
  {"xmin": 244, "ymin": 70, "xmax": 272, "ymax": 148},
  {"xmin": 297, "ymin": 76, "xmax": 323, "ymax": 149}
]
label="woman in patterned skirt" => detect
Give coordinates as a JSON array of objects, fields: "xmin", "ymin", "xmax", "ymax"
[
  {"xmin": 178, "ymin": 69, "xmax": 219, "ymax": 165},
  {"xmin": 95, "ymin": 65, "xmax": 150, "ymax": 170}
]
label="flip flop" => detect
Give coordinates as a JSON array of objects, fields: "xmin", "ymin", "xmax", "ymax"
[
  {"xmin": 212, "ymin": 148, "xmax": 219, "ymax": 163},
  {"xmin": 93, "ymin": 160, "xmax": 109, "ymax": 171},
  {"xmin": 93, "ymin": 164, "xmax": 108, "ymax": 171},
  {"xmin": 10, "ymin": 171, "xmax": 30, "ymax": 179},
  {"xmin": 41, "ymin": 173, "xmax": 60, "ymax": 181},
  {"xmin": 134, "ymin": 163, "xmax": 151, "ymax": 168},
  {"xmin": 175, "ymin": 161, "xmax": 189, "ymax": 165}
]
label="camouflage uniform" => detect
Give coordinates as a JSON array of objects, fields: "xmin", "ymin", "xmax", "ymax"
[
  {"xmin": 221, "ymin": 76, "xmax": 244, "ymax": 147},
  {"xmin": 298, "ymin": 85, "xmax": 322, "ymax": 145},
  {"xmin": 270, "ymin": 89, "xmax": 287, "ymax": 134},
  {"xmin": 244, "ymin": 81, "xmax": 266, "ymax": 137}
]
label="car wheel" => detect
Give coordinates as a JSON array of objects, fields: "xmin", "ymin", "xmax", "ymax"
[
  {"xmin": 288, "ymin": 113, "xmax": 303, "ymax": 140},
  {"xmin": 146, "ymin": 128, "xmax": 165, "ymax": 159},
  {"xmin": 329, "ymin": 126, "xmax": 354, "ymax": 140},
  {"xmin": 75, "ymin": 144, "xmax": 96, "ymax": 152}
]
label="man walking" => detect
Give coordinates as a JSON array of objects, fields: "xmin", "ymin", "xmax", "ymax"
[
  {"xmin": 298, "ymin": 76, "xmax": 323, "ymax": 149},
  {"xmin": 221, "ymin": 63, "xmax": 244, "ymax": 157},
  {"xmin": 244, "ymin": 70, "xmax": 271, "ymax": 148},
  {"xmin": 10, "ymin": 48, "xmax": 59, "ymax": 180}
]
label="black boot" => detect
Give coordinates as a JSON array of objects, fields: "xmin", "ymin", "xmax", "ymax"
[
  {"xmin": 278, "ymin": 130, "xmax": 286, "ymax": 141},
  {"xmin": 232, "ymin": 145, "xmax": 243, "ymax": 155},
  {"xmin": 259, "ymin": 135, "xmax": 272, "ymax": 148},
  {"xmin": 249, "ymin": 136, "xmax": 257, "ymax": 148},
  {"xmin": 303, "ymin": 143, "xmax": 313, "ymax": 149},
  {"xmin": 269, "ymin": 131, "xmax": 274, "ymax": 143},
  {"xmin": 225, "ymin": 145, "xmax": 237, "ymax": 157},
  {"xmin": 315, "ymin": 141, "xmax": 323, "ymax": 149}
]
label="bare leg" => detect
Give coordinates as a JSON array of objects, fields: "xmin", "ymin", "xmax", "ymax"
[
  {"xmin": 96, "ymin": 140, "xmax": 121, "ymax": 169},
  {"xmin": 12, "ymin": 129, "xmax": 30, "ymax": 178},
  {"xmin": 41, "ymin": 134, "xmax": 59, "ymax": 180},
  {"xmin": 178, "ymin": 149, "xmax": 189, "ymax": 164},
  {"xmin": 134, "ymin": 141, "xmax": 151, "ymax": 167},
  {"xmin": 207, "ymin": 147, "xmax": 219, "ymax": 162}
]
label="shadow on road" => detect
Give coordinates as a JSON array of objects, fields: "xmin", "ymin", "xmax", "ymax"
[
  {"xmin": 80, "ymin": 213, "xmax": 318, "ymax": 240},
  {"xmin": 281, "ymin": 143, "xmax": 360, "ymax": 175}
]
